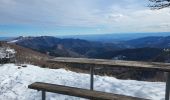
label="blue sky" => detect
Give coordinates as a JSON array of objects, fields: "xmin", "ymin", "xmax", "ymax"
[{"xmin": 0, "ymin": 0, "xmax": 170, "ymax": 37}]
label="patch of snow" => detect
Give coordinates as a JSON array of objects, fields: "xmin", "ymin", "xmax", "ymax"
[
  {"xmin": 112, "ymin": 55, "xmax": 126, "ymax": 60},
  {"xmin": 0, "ymin": 52, "xmax": 6, "ymax": 59},
  {"xmin": 0, "ymin": 48, "xmax": 7, "ymax": 59},
  {"xmin": 8, "ymin": 40, "xmax": 19, "ymax": 43},
  {"xmin": 6, "ymin": 48, "xmax": 16, "ymax": 55},
  {"xmin": 0, "ymin": 64, "xmax": 166, "ymax": 100},
  {"xmin": 0, "ymin": 47, "xmax": 16, "ymax": 59}
]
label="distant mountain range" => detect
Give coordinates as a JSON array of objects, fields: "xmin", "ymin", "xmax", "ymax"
[
  {"xmin": 125, "ymin": 36, "xmax": 170, "ymax": 48},
  {"xmin": 2, "ymin": 32, "xmax": 170, "ymax": 43},
  {"xmin": 7, "ymin": 35, "xmax": 170, "ymax": 62},
  {"xmin": 61, "ymin": 32, "xmax": 170, "ymax": 43},
  {"xmin": 9, "ymin": 36, "xmax": 126, "ymax": 57}
]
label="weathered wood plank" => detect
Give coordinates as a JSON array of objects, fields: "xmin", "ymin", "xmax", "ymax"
[
  {"xmin": 48, "ymin": 57, "xmax": 170, "ymax": 72},
  {"xmin": 28, "ymin": 82, "xmax": 147, "ymax": 100}
]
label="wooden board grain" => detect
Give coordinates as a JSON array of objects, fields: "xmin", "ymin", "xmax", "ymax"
[
  {"xmin": 48, "ymin": 57, "xmax": 170, "ymax": 72},
  {"xmin": 28, "ymin": 82, "xmax": 147, "ymax": 100}
]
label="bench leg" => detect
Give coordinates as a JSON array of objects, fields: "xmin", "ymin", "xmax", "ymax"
[
  {"xmin": 42, "ymin": 91, "xmax": 46, "ymax": 100},
  {"xmin": 165, "ymin": 72, "xmax": 170, "ymax": 100},
  {"xmin": 90, "ymin": 66, "xmax": 94, "ymax": 90}
]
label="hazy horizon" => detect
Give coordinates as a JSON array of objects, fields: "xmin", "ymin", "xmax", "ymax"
[{"xmin": 1, "ymin": 32, "xmax": 170, "ymax": 38}]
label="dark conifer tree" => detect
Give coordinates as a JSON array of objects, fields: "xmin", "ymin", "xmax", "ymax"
[{"xmin": 149, "ymin": 0, "xmax": 170, "ymax": 9}]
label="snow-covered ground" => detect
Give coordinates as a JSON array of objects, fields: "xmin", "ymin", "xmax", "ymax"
[
  {"xmin": 0, "ymin": 47, "xmax": 15, "ymax": 59},
  {"xmin": 0, "ymin": 64, "xmax": 166, "ymax": 100}
]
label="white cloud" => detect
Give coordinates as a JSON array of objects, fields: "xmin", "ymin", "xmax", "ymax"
[
  {"xmin": 0, "ymin": 0, "xmax": 145, "ymax": 26},
  {"xmin": 0, "ymin": 0, "xmax": 169, "ymax": 33},
  {"xmin": 103, "ymin": 8, "xmax": 170, "ymax": 33}
]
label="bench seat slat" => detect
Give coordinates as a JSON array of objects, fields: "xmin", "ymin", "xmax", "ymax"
[{"xmin": 28, "ymin": 82, "xmax": 147, "ymax": 100}]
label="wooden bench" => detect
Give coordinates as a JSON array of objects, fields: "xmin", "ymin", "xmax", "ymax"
[
  {"xmin": 28, "ymin": 57, "xmax": 170, "ymax": 100},
  {"xmin": 28, "ymin": 82, "xmax": 147, "ymax": 100},
  {"xmin": 48, "ymin": 57, "xmax": 170, "ymax": 100}
]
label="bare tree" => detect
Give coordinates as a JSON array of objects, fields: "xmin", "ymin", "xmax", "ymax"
[{"xmin": 149, "ymin": 0, "xmax": 170, "ymax": 9}]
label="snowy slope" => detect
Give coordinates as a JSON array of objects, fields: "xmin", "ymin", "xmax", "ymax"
[{"xmin": 0, "ymin": 64, "xmax": 165, "ymax": 100}]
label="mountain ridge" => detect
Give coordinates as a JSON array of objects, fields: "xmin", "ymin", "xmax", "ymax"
[{"xmin": 9, "ymin": 36, "xmax": 126, "ymax": 57}]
